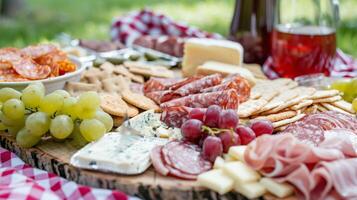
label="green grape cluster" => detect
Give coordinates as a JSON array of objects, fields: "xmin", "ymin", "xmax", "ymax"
[
  {"xmin": 0, "ymin": 83, "xmax": 113, "ymax": 148},
  {"xmin": 330, "ymin": 78, "xmax": 357, "ymax": 103}
]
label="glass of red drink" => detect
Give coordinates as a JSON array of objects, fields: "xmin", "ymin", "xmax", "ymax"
[{"xmin": 271, "ymin": 0, "xmax": 339, "ymax": 78}]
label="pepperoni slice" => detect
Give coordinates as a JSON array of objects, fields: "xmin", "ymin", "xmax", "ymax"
[
  {"xmin": 12, "ymin": 60, "xmax": 51, "ymax": 80},
  {"xmin": 283, "ymin": 122, "xmax": 325, "ymax": 146},
  {"xmin": 161, "ymin": 106, "xmax": 193, "ymax": 128},
  {"xmin": 162, "ymin": 141, "xmax": 212, "ymax": 175},
  {"xmin": 145, "ymin": 90, "xmax": 171, "ymax": 104},
  {"xmin": 150, "ymin": 146, "xmax": 169, "ymax": 176}
]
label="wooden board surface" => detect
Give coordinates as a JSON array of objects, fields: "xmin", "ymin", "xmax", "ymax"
[{"xmin": 0, "ymin": 132, "xmax": 248, "ymax": 200}]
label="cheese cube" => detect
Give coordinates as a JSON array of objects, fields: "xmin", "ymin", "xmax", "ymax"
[
  {"xmin": 213, "ymin": 156, "xmax": 225, "ymax": 169},
  {"xmin": 182, "ymin": 38, "xmax": 243, "ymax": 77},
  {"xmin": 260, "ymin": 178, "xmax": 294, "ymax": 198},
  {"xmin": 228, "ymin": 146, "xmax": 247, "ymax": 162},
  {"xmin": 234, "ymin": 182, "xmax": 266, "ymax": 199},
  {"xmin": 223, "ymin": 153, "xmax": 236, "ymax": 162},
  {"xmin": 222, "ymin": 161, "xmax": 261, "ymax": 183},
  {"xmin": 197, "ymin": 169, "xmax": 234, "ymax": 195},
  {"xmin": 196, "ymin": 61, "xmax": 256, "ymax": 86}
]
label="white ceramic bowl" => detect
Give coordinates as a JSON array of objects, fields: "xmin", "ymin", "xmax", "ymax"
[{"xmin": 0, "ymin": 60, "xmax": 88, "ymax": 93}]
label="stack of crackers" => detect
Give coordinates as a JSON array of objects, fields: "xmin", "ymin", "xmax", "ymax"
[
  {"xmin": 65, "ymin": 62, "xmax": 164, "ymax": 127},
  {"xmin": 238, "ymin": 78, "xmax": 356, "ymax": 131}
]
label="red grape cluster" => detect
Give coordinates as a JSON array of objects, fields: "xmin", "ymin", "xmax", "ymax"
[{"xmin": 181, "ymin": 105, "xmax": 274, "ymax": 162}]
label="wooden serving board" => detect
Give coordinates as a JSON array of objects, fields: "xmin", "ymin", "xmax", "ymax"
[{"xmin": 0, "ymin": 132, "xmax": 248, "ymax": 200}]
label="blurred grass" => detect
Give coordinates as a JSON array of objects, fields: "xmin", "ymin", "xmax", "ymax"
[{"xmin": 0, "ymin": 0, "xmax": 356, "ymax": 56}]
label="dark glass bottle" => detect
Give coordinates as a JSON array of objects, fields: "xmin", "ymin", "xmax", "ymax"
[{"xmin": 228, "ymin": 0, "xmax": 275, "ymax": 64}]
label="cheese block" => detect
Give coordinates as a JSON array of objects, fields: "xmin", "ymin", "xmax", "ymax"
[
  {"xmin": 182, "ymin": 38, "xmax": 243, "ymax": 77},
  {"xmin": 197, "ymin": 169, "xmax": 234, "ymax": 195},
  {"xmin": 115, "ymin": 110, "xmax": 182, "ymax": 139},
  {"xmin": 213, "ymin": 156, "xmax": 225, "ymax": 169},
  {"xmin": 196, "ymin": 61, "xmax": 256, "ymax": 86},
  {"xmin": 234, "ymin": 182, "xmax": 266, "ymax": 199},
  {"xmin": 70, "ymin": 132, "xmax": 168, "ymax": 175},
  {"xmin": 260, "ymin": 178, "xmax": 294, "ymax": 198},
  {"xmin": 228, "ymin": 146, "xmax": 247, "ymax": 162},
  {"xmin": 223, "ymin": 153, "xmax": 236, "ymax": 162},
  {"xmin": 222, "ymin": 161, "xmax": 261, "ymax": 183}
]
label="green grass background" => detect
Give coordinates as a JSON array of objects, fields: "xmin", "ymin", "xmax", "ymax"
[{"xmin": 0, "ymin": 0, "xmax": 356, "ymax": 56}]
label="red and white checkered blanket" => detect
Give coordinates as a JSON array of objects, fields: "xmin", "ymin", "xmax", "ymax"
[
  {"xmin": 0, "ymin": 147, "xmax": 128, "ymax": 200},
  {"xmin": 110, "ymin": 9, "xmax": 221, "ymax": 45}
]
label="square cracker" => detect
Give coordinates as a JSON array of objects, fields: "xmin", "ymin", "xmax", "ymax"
[
  {"xmin": 330, "ymin": 100, "xmax": 356, "ymax": 114},
  {"xmin": 253, "ymin": 110, "xmax": 297, "ymax": 122},
  {"xmin": 238, "ymin": 99, "xmax": 268, "ymax": 117},
  {"xmin": 310, "ymin": 90, "xmax": 340, "ymax": 99},
  {"xmin": 320, "ymin": 103, "xmax": 354, "ymax": 116},
  {"xmin": 263, "ymin": 95, "xmax": 308, "ymax": 115},
  {"xmin": 272, "ymin": 113, "xmax": 306, "ymax": 128},
  {"xmin": 313, "ymin": 95, "xmax": 342, "ymax": 103},
  {"xmin": 291, "ymin": 99, "xmax": 314, "ymax": 110}
]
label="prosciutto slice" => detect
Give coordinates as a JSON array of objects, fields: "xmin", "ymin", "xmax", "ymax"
[{"xmin": 244, "ymin": 131, "xmax": 357, "ymax": 200}]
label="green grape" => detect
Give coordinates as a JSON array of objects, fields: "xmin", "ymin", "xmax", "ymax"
[
  {"xmin": 68, "ymin": 122, "xmax": 88, "ymax": 148},
  {"xmin": 80, "ymin": 119, "xmax": 106, "ymax": 142},
  {"xmin": 353, "ymin": 98, "xmax": 357, "ymax": 112},
  {"xmin": 94, "ymin": 110, "xmax": 113, "ymax": 132},
  {"xmin": 22, "ymin": 83, "xmax": 45, "ymax": 108},
  {"xmin": 348, "ymin": 79, "xmax": 357, "ymax": 97},
  {"xmin": 0, "ymin": 121, "xmax": 6, "ymax": 131},
  {"xmin": 78, "ymin": 91, "xmax": 100, "ymax": 109},
  {"xmin": 53, "ymin": 90, "xmax": 70, "ymax": 99},
  {"xmin": 60, "ymin": 97, "xmax": 78, "ymax": 120},
  {"xmin": 39, "ymin": 93, "xmax": 64, "ymax": 115},
  {"xmin": 75, "ymin": 104, "xmax": 96, "ymax": 119},
  {"xmin": 0, "ymin": 88, "xmax": 21, "ymax": 102},
  {"xmin": 330, "ymin": 79, "xmax": 350, "ymax": 93},
  {"xmin": 6, "ymin": 126, "xmax": 22, "ymax": 136},
  {"xmin": 0, "ymin": 110, "xmax": 25, "ymax": 127},
  {"xmin": 2, "ymin": 99, "xmax": 25, "ymax": 120},
  {"xmin": 50, "ymin": 115, "xmax": 74, "ymax": 139},
  {"xmin": 16, "ymin": 128, "xmax": 41, "ymax": 148},
  {"xmin": 25, "ymin": 112, "xmax": 50, "ymax": 137}
]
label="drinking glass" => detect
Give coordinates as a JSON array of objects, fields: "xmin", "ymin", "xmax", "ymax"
[{"xmin": 271, "ymin": 0, "xmax": 339, "ymax": 78}]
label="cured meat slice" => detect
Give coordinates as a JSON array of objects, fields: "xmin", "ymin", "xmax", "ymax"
[
  {"xmin": 168, "ymin": 76, "xmax": 203, "ymax": 91},
  {"xmin": 145, "ymin": 90, "xmax": 171, "ymax": 104},
  {"xmin": 161, "ymin": 74, "xmax": 222, "ymax": 102},
  {"xmin": 282, "ymin": 122, "xmax": 325, "ymax": 146},
  {"xmin": 161, "ymin": 106, "xmax": 193, "ymax": 128},
  {"xmin": 150, "ymin": 146, "xmax": 169, "ymax": 176},
  {"xmin": 160, "ymin": 89, "xmax": 239, "ymax": 110},
  {"xmin": 143, "ymin": 77, "xmax": 182, "ymax": 93},
  {"xmin": 20, "ymin": 44, "xmax": 58, "ymax": 59},
  {"xmin": 162, "ymin": 141, "xmax": 212, "ymax": 175}
]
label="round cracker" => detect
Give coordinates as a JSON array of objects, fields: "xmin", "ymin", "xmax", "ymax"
[
  {"xmin": 100, "ymin": 93, "xmax": 129, "ymax": 116},
  {"xmin": 121, "ymin": 90, "xmax": 159, "ymax": 110}
]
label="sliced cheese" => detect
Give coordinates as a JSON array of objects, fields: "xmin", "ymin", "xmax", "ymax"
[
  {"xmin": 182, "ymin": 38, "xmax": 243, "ymax": 77},
  {"xmin": 197, "ymin": 169, "xmax": 234, "ymax": 195},
  {"xmin": 196, "ymin": 61, "xmax": 256, "ymax": 86},
  {"xmin": 70, "ymin": 133, "xmax": 168, "ymax": 175},
  {"xmin": 223, "ymin": 153, "xmax": 236, "ymax": 162},
  {"xmin": 234, "ymin": 181, "xmax": 266, "ymax": 199},
  {"xmin": 228, "ymin": 146, "xmax": 247, "ymax": 163},
  {"xmin": 260, "ymin": 178, "xmax": 294, "ymax": 198},
  {"xmin": 222, "ymin": 161, "xmax": 261, "ymax": 183},
  {"xmin": 213, "ymin": 156, "xmax": 225, "ymax": 169}
]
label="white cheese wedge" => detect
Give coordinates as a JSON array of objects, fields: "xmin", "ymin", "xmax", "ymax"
[
  {"xmin": 70, "ymin": 132, "xmax": 168, "ymax": 175},
  {"xmin": 197, "ymin": 169, "xmax": 234, "ymax": 195},
  {"xmin": 234, "ymin": 181, "xmax": 267, "ymax": 199},
  {"xmin": 182, "ymin": 38, "xmax": 243, "ymax": 76},
  {"xmin": 115, "ymin": 110, "xmax": 182, "ymax": 139},
  {"xmin": 196, "ymin": 61, "xmax": 256, "ymax": 86},
  {"xmin": 213, "ymin": 156, "xmax": 225, "ymax": 169},
  {"xmin": 260, "ymin": 178, "xmax": 294, "ymax": 198},
  {"xmin": 228, "ymin": 146, "xmax": 247, "ymax": 163},
  {"xmin": 222, "ymin": 161, "xmax": 261, "ymax": 183}
]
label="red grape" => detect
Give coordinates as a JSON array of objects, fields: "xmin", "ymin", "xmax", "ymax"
[
  {"xmin": 218, "ymin": 109, "xmax": 239, "ymax": 129},
  {"xmin": 249, "ymin": 119, "xmax": 274, "ymax": 137},
  {"xmin": 181, "ymin": 119, "xmax": 203, "ymax": 143},
  {"xmin": 219, "ymin": 130, "xmax": 241, "ymax": 153},
  {"xmin": 189, "ymin": 108, "xmax": 205, "ymax": 121},
  {"xmin": 202, "ymin": 136, "xmax": 223, "ymax": 162},
  {"xmin": 204, "ymin": 105, "xmax": 221, "ymax": 127},
  {"xmin": 199, "ymin": 133, "xmax": 208, "ymax": 147},
  {"xmin": 235, "ymin": 125, "xmax": 256, "ymax": 145}
]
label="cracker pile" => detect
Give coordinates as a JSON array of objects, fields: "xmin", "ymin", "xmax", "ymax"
[
  {"xmin": 238, "ymin": 78, "xmax": 356, "ymax": 131},
  {"xmin": 65, "ymin": 62, "xmax": 163, "ymax": 127}
]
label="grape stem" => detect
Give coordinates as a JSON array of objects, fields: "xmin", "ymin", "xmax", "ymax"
[{"xmin": 201, "ymin": 125, "xmax": 232, "ymax": 136}]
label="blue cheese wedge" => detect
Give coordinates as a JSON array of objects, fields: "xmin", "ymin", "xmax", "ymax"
[
  {"xmin": 70, "ymin": 132, "xmax": 168, "ymax": 175},
  {"xmin": 115, "ymin": 110, "xmax": 182, "ymax": 139}
]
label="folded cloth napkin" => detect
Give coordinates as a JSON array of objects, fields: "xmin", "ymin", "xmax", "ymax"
[
  {"xmin": 0, "ymin": 147, "xmax": 128, "ymax": 200},
  {"xmin": 263, "ymin": 49, "xmax": 357, "ymax": 79},
  {"xmin": 110, "ymin": 9, "xmax": 221, "ymax": 45}
]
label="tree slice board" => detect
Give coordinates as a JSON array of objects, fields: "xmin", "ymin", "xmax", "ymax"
[{"xmin": 0, "ymin": 132, "xmax": 248, "ymax": 200}]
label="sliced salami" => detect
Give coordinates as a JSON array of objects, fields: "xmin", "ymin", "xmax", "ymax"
[
  {"xmin": 161, "ymin": 106, "xmax": 193, "ymax": 128},
  {"xmin": 160, "ymin": 89, "xmax": 239, "ymax": 110},
  {"xmin": 163, "ymin": 141, "xmax": 212, "ymax": 175},
  {"xmin": 168, "ymin": 76, "xmax": 203, "ymax": 91},
  {"xmin": 145, "ymin": 90, "xmax": 171, "ymax": 104},
  {"xmin": 143, "ymin": 77, "xmax": 182, "ymax": 93},
  {"xmin": 283, "ymin": 122, "xmax": 325, "ymax": 146},
  {"xmin": 161, "ymin": 74, "xmax": 222, "ymax": 102},
  {"xmin": 150, "ymin": 146, "xmax": 169, "ymax": 176},
  {"xmin": 20, "ymin": 44, "xmax": 57, "ymax": 59}
]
